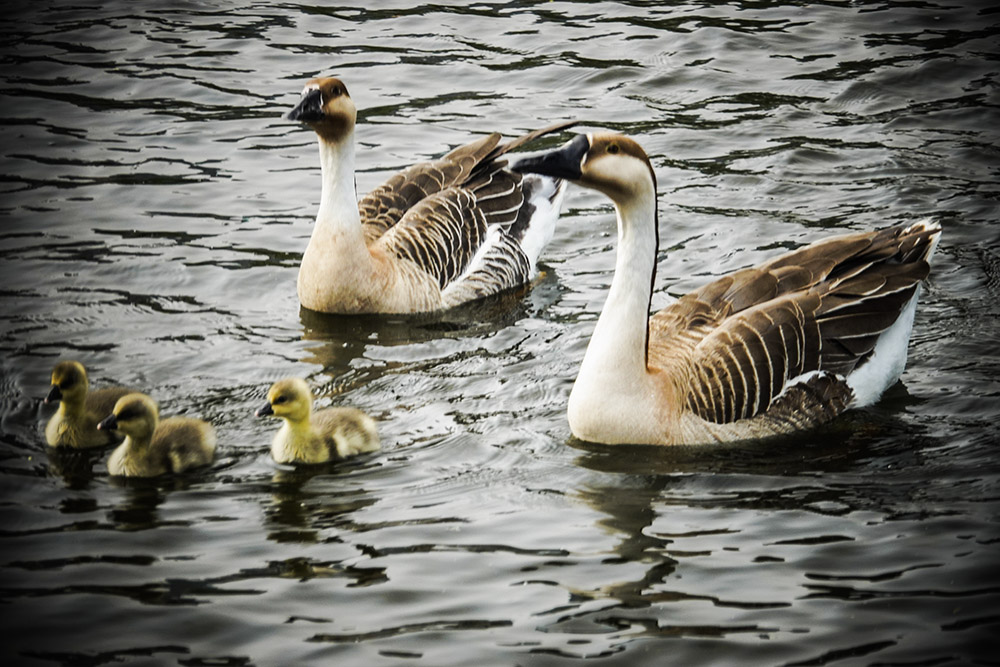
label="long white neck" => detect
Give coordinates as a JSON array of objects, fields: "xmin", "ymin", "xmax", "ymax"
[
  {"xmin": 567, "ymin": 183, "xmax": 660, "ymax": 443},
  {"xmin": 298, "ymin": 129, "xmax": 374, "ymax": 311},
  {"xmin": 583, "ymin": 192, "xmax": 657, "ymax": 383},
  {"xmin": 315, "ymin": 131, "xmax": 362, "ymax": 236}
]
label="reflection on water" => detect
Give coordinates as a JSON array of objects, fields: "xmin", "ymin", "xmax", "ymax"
[{"xmin": 1, "ymin": 0, "xmax": 999, "ymax": 664}]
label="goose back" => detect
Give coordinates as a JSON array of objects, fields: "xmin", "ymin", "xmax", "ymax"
[
  {"xmin": 363, "ymin": 122, "xmax": 576, "ymax": 306},
  {"xmin": 650, "ymin": 221, "xmax": 940, "ymax": 432}
]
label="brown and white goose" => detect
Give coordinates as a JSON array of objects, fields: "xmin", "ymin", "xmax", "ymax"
[
  {"xmin": 513, "ymin": 132, "xmax": 942, "ymax": 445},
  {"xmin": 285, "ymin": 76, "xmax": 574, "ymax": 313},
  {"xmin": 44, "ymin": 361, "xmax": 132, "ymax": 448}
]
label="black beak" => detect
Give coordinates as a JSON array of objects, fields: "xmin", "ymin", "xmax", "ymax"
[
  {"xmin": 285, "ymin": 88, "xmax": 324, "ymax": 122},
  {"xmin": 45, "ymin": 385, "xmax": 62, "ymax": 404},
  {"xmin": 255, "ymin": 402, "xmax": 274, "ymax": 418},
  {"xmin": 97, "ymin": 414, "xmax": 118, "ymax": 431},
  {"xmin": 511, "ymin": 134, "xmax": 590, "ymax": 181}
]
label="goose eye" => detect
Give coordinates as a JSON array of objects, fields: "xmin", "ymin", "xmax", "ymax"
[
  {"xmin": 607, "ymin": 143, "xmax": 620, "ymax": 155},
  {"xmin": 273, "ymin": 396, "xmax": 287, "ymax": 405}
]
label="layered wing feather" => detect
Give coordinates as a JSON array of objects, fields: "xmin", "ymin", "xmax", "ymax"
[
  {"xmin": 365, "ymin": 122, "xmax": 576, "ymax": 296},
  {"xmin": 649, "ymin": 222, "xmax": 940, "ymax": 426},
  {"xmin": 357, "ymin": 133, "xmax": 501, "ymax": 243}
]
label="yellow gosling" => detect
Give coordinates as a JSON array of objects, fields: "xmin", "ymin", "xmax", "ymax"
[
  {"xmin": 98, "ymin": 393, "xmax": 216, "ymax": 477},
  {"xmin": 45, "ymin": 360, "xmax": 132, "ymax": 448},
  {"xmin": 256, "ymin": 378, "xmax": 379, "ymax": 464}
]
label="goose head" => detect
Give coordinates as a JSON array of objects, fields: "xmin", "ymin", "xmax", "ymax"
[
  {"xmin": 256, "ymin": 378, "xmax": 312, "ymax": 423},
  {"xmin": 98, "ymin": 393, "xmax": 158, "ymax": 441},
  {"xmin": 46, "ymin": 361, "xmax": 89, "ymax": 406},
  {"xmin": 286, "ymin": 77, "xmax": 356, "ymax": 144},
  {"xmin": 512, "ymin": 132, "xmax": 657, "ymax": 206}
]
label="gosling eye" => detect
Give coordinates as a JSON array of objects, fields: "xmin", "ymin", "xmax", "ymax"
[
  {"xmin": 59, "ymin": 380, "xmax": 74, "ymax": 390},
  {"xmin": 273, "ymin": 395, "xmax": 288, "ymax": 405},
  {"xmin": 607, "ymin": 143, "xmax": 620, "ymax": 155},
  {"xmin": 116, "ymin": 407, "xmax": 141, "ymax": 422},
  {"xmin": 331, "ymin": 86, "xmax": 341, "ymax": 96}
]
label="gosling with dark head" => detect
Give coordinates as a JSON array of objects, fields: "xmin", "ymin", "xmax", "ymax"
[
  {"xmin": 98, "ymin": 393, "xmax": 216, "ymax": 477},
  {"xmin": 45, "ymin": 361, "xmax": 132, "ymax": 448},
  {"xmin": 256, "ymin": 378, "xmax": 379, "ymax": 464}
]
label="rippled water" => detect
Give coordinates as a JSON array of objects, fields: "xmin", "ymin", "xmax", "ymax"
[{"xmin": 1, "ymin": 1, "xmax": 998, "ymax": 665}]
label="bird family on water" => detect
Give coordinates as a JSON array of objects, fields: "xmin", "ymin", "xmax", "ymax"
[{"xmin": 40, "ymin": 76, "xmax": 941, "ymax": 476}]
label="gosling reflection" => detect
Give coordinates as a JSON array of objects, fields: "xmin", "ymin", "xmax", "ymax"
[
  {"xmin": 46, "ymin": 446, "xmax": 105, "ymax": 490},
  {"xmin": 262, "ymin": 464, "xmax": 378, "ymax": 544},
  {"xmin": 297, "ymin": 283, "xmax": 533, "ymax": 372},
  {"xmin": 105, "ymin": 480, "xmax": 169, "ymax": 530}
]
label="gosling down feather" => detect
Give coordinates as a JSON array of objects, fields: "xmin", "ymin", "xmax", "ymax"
[
  {"xmin": 286, "ymin": 76, "xmax": 575, "ymax": 314},
  {"xmin": 256, "ymin": 378, "xmax": 379, "ymax": 464},
  {"xmin": 98, "ymin": 393, "xmax": 216, "ymax": 477},
  {"xmin": 44, "ymin": 361, "xmax": 132, "ymax": 448},
  {"xmin": 513, "ymin": 132, "xmax": 942, "ymax": 446}
]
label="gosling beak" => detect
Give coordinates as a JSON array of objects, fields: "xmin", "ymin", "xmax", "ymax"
[
  {"xmin": 255, "ymin": 402, "xmax": 274, "ymax": 418},
  {"xmin": 285, "ymin": 88, "xmax": 324, "ymax": 123},
  {"xmin": 45, "ymin": 386, "xmax": 62, "ymax": 404},
  {"xmin": 97, "ymin": 414, "xmax": 118, "ymax": 431},
  {"xmin": 510, "ymin": 133, "xmax": 590, "ymax": 181}
]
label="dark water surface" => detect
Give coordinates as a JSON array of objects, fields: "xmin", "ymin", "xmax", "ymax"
[{"xmin": 1, "ymin": 1, "xmax": 998, "ymax": 665}]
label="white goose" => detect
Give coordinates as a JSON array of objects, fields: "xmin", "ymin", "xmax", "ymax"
[
  {"xmin": 513, "ymin": 132, "xmax": 942, "ymax": 445},
  {"xmin": 286, "ymin": 76, "xmax": 575, "ymax": 314}
]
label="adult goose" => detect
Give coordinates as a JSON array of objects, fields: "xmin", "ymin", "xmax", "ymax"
[
  {"xmin": 285, "ymin": 77, "xmax": 575, "ymax": 314},
  {"xmin": 513, "ymin": 133, "xmax": 942, "ymax": 445}
]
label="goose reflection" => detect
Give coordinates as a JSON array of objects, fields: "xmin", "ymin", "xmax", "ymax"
[
  {"xmin": 553, "ymin": 407, "xmax": 931, "ymax": 637},
  {"xmin": 296, "ymin": 271, "xmax": 554, "ymax": 372}
]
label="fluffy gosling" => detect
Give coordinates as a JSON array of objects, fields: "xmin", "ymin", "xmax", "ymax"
[
  {"xmin": 256, "ymin": 378, "xmax": 379, "ymax": 464},
  {"xmin": 98, "ymin": 393, "xmax": 216, "ymax": 477},
  {"xmin": 45, "ymin": 360, "xmax": 132, "ymax": 448}
]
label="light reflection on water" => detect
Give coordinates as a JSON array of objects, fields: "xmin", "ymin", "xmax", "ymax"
[{"xmin": 1, "ymin": 1, "xmax": 998, "ymax": 665}]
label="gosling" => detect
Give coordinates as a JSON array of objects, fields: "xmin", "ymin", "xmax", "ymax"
[
  {"xmin": 45, "ymin": 360, "xmax": 132, "ymax": 448},
  {"xmin": 97, "ymin": 393, "xmax": 216, "ymax": 477},
  {"xmin": 256, "ymin": 378, "xmax": 379, "ymax": 464}
]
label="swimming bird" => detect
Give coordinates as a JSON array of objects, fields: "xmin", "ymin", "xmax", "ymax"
[
  {"xmin": 97, "ymin": 393, "xmax": 216, "ymax": 477},
  {"xmin": 44, "ymin": 361, "xmax": 132, "ymax": 448},
  {"xmin": 285, "ymin": 76, "xmax": 575, "ymax": 314},
  {"xmin": 512, "ymin": 132, "xmax": 942, "ymax": 445},
  {"xmin": 256, "ymin": 378, "xmax": 379, "ymax": 464}
]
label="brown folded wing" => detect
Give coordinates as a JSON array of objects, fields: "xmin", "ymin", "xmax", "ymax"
[{"xmin": 648, "ymin": 223, "xmax": 938, "ymax": 425}]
